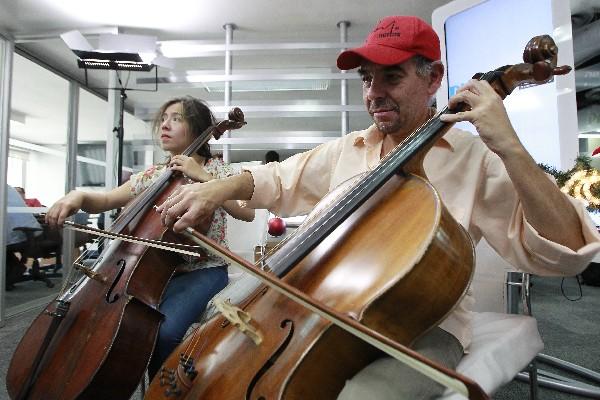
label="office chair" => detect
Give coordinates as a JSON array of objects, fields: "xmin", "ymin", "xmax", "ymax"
[
  {"xmin": 6, "ymin": 212, "xmax": 93, "ymax": 290},
  {"xmin": 8, "ymin": 218, "xmax": 63, "ymax": 289}
]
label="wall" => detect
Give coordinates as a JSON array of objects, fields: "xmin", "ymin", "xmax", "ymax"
[{"xmin": 26, "ymin": 148, "xmax": 66, "ymax": 206}]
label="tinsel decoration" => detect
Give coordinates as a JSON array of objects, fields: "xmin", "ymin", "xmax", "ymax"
[{"xmin": 539, "ymin": 155, "xmax": 600, "ymax": 211}]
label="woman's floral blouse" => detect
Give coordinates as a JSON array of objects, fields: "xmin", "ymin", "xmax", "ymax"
[{"xmin": 129, "ymin": 157, "xmax": 235, "ymax": 271}]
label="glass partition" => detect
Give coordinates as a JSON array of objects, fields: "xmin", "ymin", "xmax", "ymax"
[{"xmin": 4, "ymin": 53, "xmax": 69, "ymax": 314}]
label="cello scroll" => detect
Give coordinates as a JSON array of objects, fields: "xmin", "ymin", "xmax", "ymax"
[
  {"xmin": 479, "ymin": 35, "xmax": 571, "ymax": 99},
  {"xmin": 212, "ymin": 107, "xmax": 247, "ymax": 139}
]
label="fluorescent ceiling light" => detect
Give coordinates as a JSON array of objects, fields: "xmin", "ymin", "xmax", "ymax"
[
  {"xmin": 579, "ymin": 132, "xmax": 600, "ymax": 138},
  {"xmin": 189, "ymin": 68, "xmax": 331, "ymax": 92},
  {"xmin": 10, "ymin": 110, "xmax": 26, "ymax": 126},
  {"xmin": 203, "ymin": 80, "xmax": 329, "ymax": 93}
]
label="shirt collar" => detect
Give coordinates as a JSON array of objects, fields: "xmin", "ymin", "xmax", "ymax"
[{"xmin": 354, "ymin": 124, "xmax": 455, "ymax": 152}]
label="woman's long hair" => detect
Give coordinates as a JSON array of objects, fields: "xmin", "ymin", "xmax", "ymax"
[{"xmin": 152, "ymin": 96, "xmax": 216, "ymax": 159}]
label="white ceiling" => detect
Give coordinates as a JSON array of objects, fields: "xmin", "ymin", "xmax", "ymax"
[
  {"xmin": 1, "ymin": 0, "xmax": 600, "ymax": 163},
  {"xmin": 0, "ymin": 0, "xmax": 451, "ymax": 162}
]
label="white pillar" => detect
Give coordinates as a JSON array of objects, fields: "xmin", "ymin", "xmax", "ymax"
[
  {"xmin": 222, "ymin": 23, "xmax": 235, "ymax": 163},
  {"xmin": 104, "ymin": 71, "xmax": 120, "ymax": 226},
  {"xmin": 338, "ymin": 21, "xmax": 350, "ymax": 136},
  {"xmin": 0, "ymin": 35, "xmax": 14, "ymax": 323},
  {"xmin": 61, "ymin": 81, "xmax": 79, "ymax": 276}
]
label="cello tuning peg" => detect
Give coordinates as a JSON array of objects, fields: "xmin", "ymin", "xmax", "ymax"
[{"xmin": 164, "ymin": 387, "xmax": 182, "ymax": 397}]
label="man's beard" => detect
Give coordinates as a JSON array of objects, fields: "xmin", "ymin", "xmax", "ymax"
[
  {"xmin": 369, "ymin": 99, "xmax": 401, "ymax": 134},
  {"xmin": 373, "ymin": 119, "xmax": 403, "ymax": 134}
]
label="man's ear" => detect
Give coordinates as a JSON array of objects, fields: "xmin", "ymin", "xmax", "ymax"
[{"xmin": 428, "ymin": 61, "xmax": 445, "ymax": 96}]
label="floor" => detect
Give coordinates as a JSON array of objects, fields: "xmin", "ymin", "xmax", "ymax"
[{"xmin": 0, "ymin": 275, "xmax": 598, "ymax": 399}]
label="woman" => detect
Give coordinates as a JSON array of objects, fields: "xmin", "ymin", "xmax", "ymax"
[{"xmin": 45, "ymin": 96, "xmax": 254, "ymax": 378}]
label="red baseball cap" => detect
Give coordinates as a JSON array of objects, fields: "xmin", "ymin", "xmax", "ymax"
[{"xmin": 337, "ymin": 16, "xmax": 441, "ymax": 70}]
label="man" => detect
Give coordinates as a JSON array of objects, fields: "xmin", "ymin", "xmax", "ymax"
[
  {"xmin": 158, "ymin": 16, "xmax": 600, "ymax": 399},
  {"xmin": 15, "ymin": 186, "xmax": 43, "ymax": 207},
  {"xmin": 6, "ymin": 185, "xmax": 43, "ymax": 289},
  {"xmin": 264, "ymin": 150, "xmax": 280, "ymax": 164}
]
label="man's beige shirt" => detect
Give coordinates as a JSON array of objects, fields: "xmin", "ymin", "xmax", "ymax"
[{"xmin": 244, "ymin": 124, "xmax": 600, "ymax": 349}]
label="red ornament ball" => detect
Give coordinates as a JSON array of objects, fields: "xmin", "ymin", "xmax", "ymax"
[{"xmin": 267, "ymin": 217, "xmax": 286, "ymax": 236}]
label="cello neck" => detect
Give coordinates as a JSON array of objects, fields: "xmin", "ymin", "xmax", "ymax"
[{"xmin": 110, "ymin": 108, "xmax": 246, "ymax": 232}]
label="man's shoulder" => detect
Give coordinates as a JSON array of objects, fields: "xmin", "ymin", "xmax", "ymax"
[{"xmin": 313, "ymin": 128, "xmax": 368, "ymax": 151}]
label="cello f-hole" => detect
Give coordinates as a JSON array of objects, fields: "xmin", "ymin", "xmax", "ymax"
[
  {"xmin": 106, "ymin": 259, "xmax": 126, "ymax": 303},
  {"xmin": 246, "ymin": 319, "xmax": 295, "ymax": 400}
]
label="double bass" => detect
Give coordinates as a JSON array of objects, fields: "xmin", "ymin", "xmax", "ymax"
[
  {"xmin": 144, "ymin": 36, "xmax": 570, "ymax": 400},
  {"xmin": 6, "ymin": 109, "xmax": 246, "ymax": 400}
]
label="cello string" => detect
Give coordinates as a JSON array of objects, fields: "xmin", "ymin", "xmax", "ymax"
[
  {"xmin": 58, "ymin": 233, "xmax": 112, "ymax": 295},
  {"xmin": 65, "ymin": 195, "xmax": 470, "ymax": 394},
  {"xmin": 62, "ymin": 222, "xmax": 258, "ymax": 363},
  {"xmin": 62, "ymin": 109, "xmax": 443, "ymax": 358},
  {"xmin": 181, "ymin": 317, "xmax": 213, "ymax": 362},
  {"xmin": 253, "ymin": 107, "xmax": 444, "ymax": 273}
]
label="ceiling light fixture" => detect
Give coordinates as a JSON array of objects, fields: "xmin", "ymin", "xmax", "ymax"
[
  {"xmin": 186, "ymin": 68, "xmax": 333, "ymax": 93},
  {"xmin": 60, "ymin": 30, "xmax": 174, "ymax": 86},
  {"xmin": 10, "ymin": 110, "xmax": 27, "ymax": 126}
]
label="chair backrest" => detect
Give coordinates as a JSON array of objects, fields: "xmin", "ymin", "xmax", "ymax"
[{"xmin": 6, "ymin": 185, "xmax": 42, "ymax": 246}]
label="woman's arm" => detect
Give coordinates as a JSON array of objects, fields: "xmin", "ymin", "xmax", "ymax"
[
  {"xmin": 223, "ymin": 200, "xmax": 255, "ymax": 222},
  {"xmin": 46, "ymin": 181, "xmax": 133, "ymax": 227}
]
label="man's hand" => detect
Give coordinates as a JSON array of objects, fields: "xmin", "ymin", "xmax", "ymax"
[
  {"xmin": 440, "ymin": 79, "xmax": 523, "ymax": 158},
  {"xmin": 441, "ymin": 79, "xmax": 585, "ymax": 251},
  {"xmin": 157, "ymin": 171, "xmax": 255, "ymax": 233},
  {"xmin": 157, "ymin": 181, "xmax": 223, "ymax": 233}
]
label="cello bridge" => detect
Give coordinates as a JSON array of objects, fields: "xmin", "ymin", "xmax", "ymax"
[
  {"xmin": 214, "ymin": 298, "xmax": 263, "ymax": 346},
  {"xmin": 73, "ymin": 262, "xmax": 107, "ymax": 283}
]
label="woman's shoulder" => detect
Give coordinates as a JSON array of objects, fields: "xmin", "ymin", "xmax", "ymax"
[
  {"xmin": 130, "ymin": 163, "xmax": 168, "ymax": 195},
  {"xmin": 134, "ymin": 163, "xmax": 168, "ymax": 180},
  {"xmin": 206, "ymin": 157, "xmax": 235, "ymax": 178}
]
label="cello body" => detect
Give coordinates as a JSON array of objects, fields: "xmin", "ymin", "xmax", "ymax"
[
  {"xmin": 6, "ymin": 109, "xmax": 246, "ymax": 400},
  {"xmin": 145, "ymin": 35, "xmax": 570, "ymax": 400},
  {"xmin": 145, "ymin": 173, "xmax": 474, "ymax": 400},
  {"xmin": 6, "ymin": 177, "xmax": 191, "ymax": 400}
]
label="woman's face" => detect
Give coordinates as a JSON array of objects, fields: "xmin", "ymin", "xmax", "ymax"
[{"xmin": 159, "ymin": 102, "xmax": 193, "ymax": 155}]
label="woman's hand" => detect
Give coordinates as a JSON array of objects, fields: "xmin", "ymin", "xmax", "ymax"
[
  {"xmin": 169, "ymin": 155, "xmax": 214, "ymax": 182},
  {"xmin": 45, "ymin": 191, "xmax": 85, "ymax": 228}
]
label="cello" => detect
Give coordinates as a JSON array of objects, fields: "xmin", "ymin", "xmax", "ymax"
[
  {"xmin": 6, "ymin": 109, "xmax": 246, "ymax": 400},
  {"xmin": 143, "ymin": 35, "xmax": 571, "ymax": 400}
]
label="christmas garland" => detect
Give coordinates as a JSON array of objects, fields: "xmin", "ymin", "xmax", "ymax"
[{"xmin": 539, "ymin": 155, "xmax": 600, "ymax": 211}]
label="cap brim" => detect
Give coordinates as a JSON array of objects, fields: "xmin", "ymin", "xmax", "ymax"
[{"xmin": 337, "ymin": 45, "xmax": 415, "ymax": 70}]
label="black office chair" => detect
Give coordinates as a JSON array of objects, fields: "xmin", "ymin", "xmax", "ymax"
[
  {"xmin": 6, "ymin": 213, "xmax": 93, "ymax": 290},
  {"xmin": 6, "ymin": 220, "xmax": 63, "ymax": 289}
]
